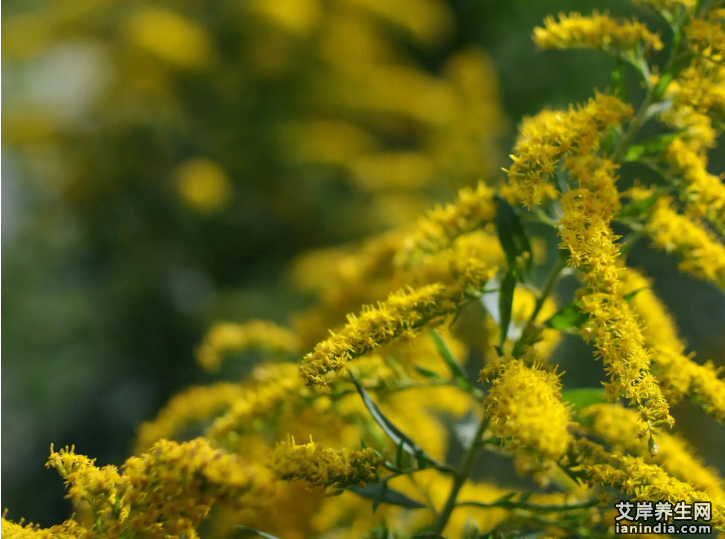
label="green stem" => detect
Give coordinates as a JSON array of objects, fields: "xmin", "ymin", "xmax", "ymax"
[
  {"xmin": 432, "ymin": 414, "xmax": 490, "ymax": 533},
  {"xmin": 512, "ymin": 255, "xmax": 568, "ymax": 358},
  {"xmin": 455, "ymin": 498, "xmax": 600, "ymax": 513},
  {"xmin": 612, "ymin": 89, "xmax": 654, "ymax": 164}
]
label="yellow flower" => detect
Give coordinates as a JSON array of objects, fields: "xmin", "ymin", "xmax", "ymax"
[
  {"xmin": 123, "ymin": 7, "xmax": 212, "ymax": 69},
  {"xmin": 299, "ymin": 283, "xmax": 464, "ymax": 386},
  {"xmin": 557, "ymin": 157, "xmax": 673, "ymax": 432},
  {"xmin": 581, "ymin": 403, "xmax": 725, "ymax": 497},
  {"xmin": 572, "ymin": 439, "xmax": 725, "ymax": 529},
  {"xmin": 1, "ymin": 518, "xmax": 88, "ymax": 539},
  {"xmin": 534, "ymin": 12, "xmax": 664, "ymax": 53},
  {"xmin": 646, "ymin": 199, "xmax": 725, "ymax": 291},
  {"xmin": 620, "ymin": 267, "xmax": 725, "ymax": 422},
  {"xmin": 396, "ymin": 181, "xmax": 497, "ymax": 265},
  {"xmin": 196, "ymin": 320, "xmax": 300, "ymax": 372},
  {"xmin": 174, "ymin": 159, "xmax": 232, "ymax": 213},
  {"xmin": 206, "ymin": 363, "xmax": 303, "ymax": 439},
  {"xmin": 268, "ymin": 437, "xmax": 379, "ymax": 495},
  {"xmin": 483, "ymin": 358, "xmax": 572, "ymax": 460},
  {"xmin": 135, "ymin": 382, "xmax": 246, "ymax": 451},
  {"xmin": 506, "ymin": 94, "xmax": 632, "ymax": 208}
]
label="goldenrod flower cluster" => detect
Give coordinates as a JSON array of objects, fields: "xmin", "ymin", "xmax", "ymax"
[
  {"xmin": 620, "ymin": 268, "xmax": 725, "ymax": 422},
  {"xmin": 197, "ymin": 320, "xmax": 300, "ymax": 372},
  {"xmin": 505, "ymin": 93, "xmax": 632, "ymax": 208},
  {"xmin": 483, "ymin": 358, "xmax": 572, "ymax": 460},
  {"xmin": 647, "ymin": 199, "xmax": 725, "ymax": 291},
  {"xmin": 581, "ymin": 403, "xmax": 725, "ymax": 497},
  {"xmin": 572, "ymin": 439, "xmax": 725, "ymax": 528},
  {"xmin": 534, "ymin": 12, "xmax": 664, "ymax": 54},
  {"xmin": 300, "ymin": 283, "xmax": 468, "ymax": 386},
  {"xmin": 268, "ymin": 437, "xmax": 379, "ymax": 495},
  {"xmin": 2, "ymin": 517, "xmax": 88, "ymax": 539},
  {"xmin": 397, "ymin": 181, "xmax": 497, "ymax": 265}
]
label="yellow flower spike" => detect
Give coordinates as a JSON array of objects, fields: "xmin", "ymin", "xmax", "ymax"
[
  {"xmin": 534, "ymin": 12, "xmax": 664, "ymax": 53},
  {"xmin": 483, "ymin": 358, "xmax": 572, "ymax": 460},
  {"xmin": 646, "ymin": 199, "xmax": 725, "ymax": 291},
  {"xmin": 572, "ymin": 439, "xmax": 725, "ymax": 529},
  {"xmin": 1, "ymin": 517, "xmax": 88, "ymax": 539},
  {"xmin": 206, "ymin": 363, "xmax": 303, "ymax": 439},
  {"xmin": 44, "ymin": 439, "xmax": 272, "ymax": 539},
  {"xmin": 506, "ymin": 94, "xmax": 633, "ymax": 209},
  {"xmin": 268, "ymin": 437, "xmax": 380, "ymax": 495},
  {"xmin": 581, "ymin": 403, "xmax": 725, "ymax": 498},
  {"xmin": 555, "ymin": 157, "xmax": 673, "ymax": 433},
  {"xmin": 122, "ymin": 438, "xmax": 273, "ymax": 536},
  {"xmin": 396, "ymin": 181, "xmax": 497, "ymax": 265},
  {"xmin": 299, "ymin": 283, "xmax": 468, "ymax": 386},
  {"xmin": 620, "ymin": 267, "xmax": 725, "ymax": 422},
  {"xmin": 135, "ymin": 382, "xmax": 246, "ymax": 452},
  {"xmin": 197, "ymin": 320, "xmax": 300, "ymax": 372}
]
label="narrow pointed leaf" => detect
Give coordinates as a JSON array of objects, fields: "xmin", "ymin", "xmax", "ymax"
[
  {"xmin": 545, "ymin": 301, "xmax": 589, "ymax": 331},
  {"xmin": 348, "ymin": 372, "xmax": 431, "ymax": 462},
  {"xmin": 348, "ymin": 483, "xmax": 428, "ymax": 510},
  {"xmin": 562, "ymin": 388, "xmax": 607, "ymax": 411},
  {"xmin": 495, "ymin": 195, "xmax": 532, "ymax": 281},
  {"xmin": 429, "ymin": 329, "xmax": 471, "ymax": 390},
  {"xmin": 498, "ymin": 269, "xmax": 516, "ymax": 346}
]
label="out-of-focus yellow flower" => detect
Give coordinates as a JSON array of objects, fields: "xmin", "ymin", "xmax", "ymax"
[
  {"xmin": 342, "ymin": 0, "xmax": 454, "ymax": 47},
  {"xmin": 483, "ymin": 358, "xmax": 572, "ymax": 460},
  {"xmin": 196, "ymin": 320, "xmax": 300, "ymax": 372},
  {"xmin": 572, "ymin": 439, "xmax": 725, "ymax": 528},
  {"xmin": 632, "ymin": 0, "xmax": 696, "ymax": 15},
  {"xmin": 135, "ymin": 382, "xmax": 245, "ymax": 452},
  {"xmin": 248, "ymin": 0, "xmax": 322, "ymax": 35},
  {"xmin": 124, "ymin": 7, "xmax": 212, "ymax": 69},
  {"xmin": 620, "ymin": 267, "xmax": 725, "ymax": 422},
  {"xmin": 397, "ymin": 181, "xmax": 497, "ymax": 265},
  {"xmin": 534, "ymin": 12, "xmax": 664, "ymax": 53},
  {"xmin": 581, "ymin": 403, "xmax": 725, "ymax": 498},
  {"xmin": 646, "ymin": 199, "xmax": 725, "ymax": 291},
  {"xmin": 173, "ymin": 159, "xmax": 232, "ymax": 213}
]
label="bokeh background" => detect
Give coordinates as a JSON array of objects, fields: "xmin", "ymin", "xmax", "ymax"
[{"xmin": 3, "ymin": 0, "xmax": 725, "ymax": 528}]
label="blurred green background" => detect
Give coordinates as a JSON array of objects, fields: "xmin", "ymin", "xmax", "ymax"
[{"xmin": 3, "ymin": 0, "xmax": 724, "ymax": 527}]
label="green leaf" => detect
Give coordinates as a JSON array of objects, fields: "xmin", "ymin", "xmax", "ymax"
[
  {"xmin": 411, "ymin": 534, "xmax": 447, "ymax": 539},
  {"xmin": 429, "ymin": 329, "xmax": 471, "ymax": 390},
  {"xmin": 623, "ymin": 287, "xmax": 647, "ymax": 301},
  {"xmin": 236, "ymin": 526, "xmax": 285, "ymax": 539},
  {"xmin": 495, "ymin": 195, "xmax": 532, "ymax": 281},
  {"xmin": 652, "ymin": 52, "xmax": 694, "ymax": 101},
  {"xmin": 414, "ymin": 365, "xmax": 445, "ymax": 381},
  {"xmin": 498, "ymin": 269, "xmax": 516, "ymax": 347},
  {"xmin": 373, "ymin": 482, "xmax": 388, "ymax": 513},
  {"xmin": 348, "ymin": 372, "xmax": 432, "ymax": 463},
  {"xmin": 348, "ymin": 483, "xmax": 428, "ymax": 510},
  {"xmin": 562, "ymin": 388, "xmax": 607, "ymax": 411},
  {"xmin": 618, "ymin": 191, "xmax": 660, "ymax": 218},
  {"xmin": 624, "ymin": 131, "xmax": 681, "ymax": 162},
  {"xmin": 545, "ymin": 301, "xmax": 588, "ymax": 331}
]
